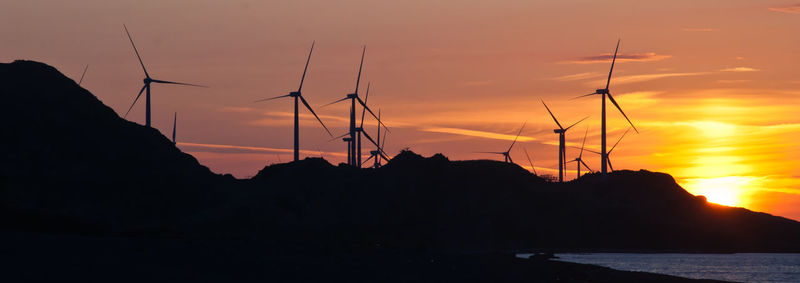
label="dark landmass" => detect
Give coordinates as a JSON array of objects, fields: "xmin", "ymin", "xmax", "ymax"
[{"xmin": 0, "ymin": 60, "xmax": 790, "ymax": 281}]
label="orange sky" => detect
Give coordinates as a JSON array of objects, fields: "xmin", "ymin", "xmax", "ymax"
[{"xmin": 3, "ymin": 0, "xmax": 800, "ymax": 220}]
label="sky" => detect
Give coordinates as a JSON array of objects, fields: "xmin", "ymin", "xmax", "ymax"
[{"xmin": 3, "ymin": 0, "xmax": 800, "ymax": 220}]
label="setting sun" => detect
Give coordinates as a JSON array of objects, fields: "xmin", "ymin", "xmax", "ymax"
[{"xmin": 679, "ymin": 176, "xmax": 756, "ymax": 207}]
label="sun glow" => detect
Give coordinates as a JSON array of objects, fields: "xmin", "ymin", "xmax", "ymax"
[{"xmin": 679, "ymin": 176, "xmax": 756, "ymax": 207}]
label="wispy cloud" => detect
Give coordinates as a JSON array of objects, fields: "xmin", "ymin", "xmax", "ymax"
[
  {"xmin": 423, "ymin": 127, "xmax": 536, "ymax": 142},
  {"xmin": 717, "ymin": 79, "xmax": 752, "ymax": 84},
  {"xmin": 683, "ymin": 28, "xmax": 715, "ymax": 32},
  {"xmin": 552, "ymin": 72, "xmax": 603, "ymax": 82},
  {"xmin": 218, "ymin": 106, "xmax": 256, "ymax": 113},
  {"xmin": 588, "ymin": 72, "xmax": 709, "ymax": 86},
  {"xmin": 769, "ymin": 4, "xmax": 800, "ymax": 14},
  {"xmin": 178, "ymin": 142, "xmax": 346, "ymax": 157},
  {"xmin": 720, "ymin": 67, "xmax": 760, "ymax": 72},
  {"xmin": 566, "ymin": 52, "xmax": 671, "ymax": 64}
]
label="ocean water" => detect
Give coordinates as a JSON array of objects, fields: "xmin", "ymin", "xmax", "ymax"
[{"xmin": 520, "ymin": 253, "xmax": 800, "ymax": 283}]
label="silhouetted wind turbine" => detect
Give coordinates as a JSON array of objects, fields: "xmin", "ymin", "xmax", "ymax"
[
  {"xmin": 567, "ymin": 127, "xmax": 592, "ymax": 179},
  {"xmin": 78, "ymin": 65, "xmax": 88, "ymax": 86},
  {"xmin": 255, "ymin": 41, "xmax": 332, "ymax": 162},
  {"xmin": 122, "ymin": 25, "xmax": 206, "ymax": 128},
  {"xmin": 362, "ymin": 109, "xmax": 391, "ymax": 168},
  {"xmin": 524, "ymin": 147, "xmax": 537, "ymax": 175},
  {"xmin": 541, "ymin": 100, "xmax": 588, "ymax": 183},
  {"xmin": 324, "ymin": 46, "xmax": 384, "ymax": 166},
  {"xmin": 478, "ymin": 122, "xmax": 527, "ymax": 164},
  {"xmin": 573, "ymin": 39, "xmax": 638, "ymax": 176},
  {"xmin": 580, "ymin": 127, "xmax": 631, "ymax": 172},
  {"xmin": 172, "ymin": 112, "xmax": 177, "ymax": 144}
]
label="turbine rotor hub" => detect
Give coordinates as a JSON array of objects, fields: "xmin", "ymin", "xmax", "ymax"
[
  {"xmin": 346, "ymin": 93, "xmax": 358, "ymax": 99},
  {"xmin": 596, "ymin": 89, "xmax": 609, "ymax": 94}
]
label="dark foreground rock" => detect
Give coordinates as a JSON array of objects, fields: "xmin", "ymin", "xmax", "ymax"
[{"xmin": 2, "ymin": 230, "xmax": 729, "ymax": 283}]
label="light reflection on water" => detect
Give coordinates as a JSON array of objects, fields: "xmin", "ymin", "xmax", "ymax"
[{"xmin": 517, "ymin": 253, "xmax": 800, "ymax": 283}]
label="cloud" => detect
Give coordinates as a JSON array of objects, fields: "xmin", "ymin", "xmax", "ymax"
[
  {"xmin": 552, "ymin": 72, "xmax": 603, "ymax": 82},
  {"xmin": 178, "ymin": 142, "xmax": 346, "ymax": 157},
  {"xmin": 720, "ymin": 67, "xmax": 760, "ymax": 72},
  {"xmin": 683, "ymin": 28, "xmax": 715, "ymax": 32},
  {"xmin": 218, "ymin": 106, "xmax": 255, "ymax": 113},
  {"xmin": 422, "ymin": 127, "xmax": 536, "ymax": 142},
  {"xmin": 769, "ymin": 5, "xmax": 800, "ymax": 14},
  {"xmin": 566, "ymin": 53, "xmax": 671, "ymax": 64},
  {"xmin": 717, "ymin": 79, "xmax": 752, "ymax": 84},
  {"xmin": 588, "ymin": 72, "xmax": 710, "ymax": 86}
]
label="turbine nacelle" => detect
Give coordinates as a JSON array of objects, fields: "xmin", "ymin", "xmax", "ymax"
[
  {"xmin": 554, "ymin": 129, "xmax": 566, "ymax": 134},
  {"xmin": 347, "ymin": 93, "xmax": 358, "ymax": 99},
  {"xmin": 144, "ymin": 77, "xmax": 152, "ymax": 84},
  {"xmin": 595, "ymin": 89, "xmax": 609, "ymax": 94},
  {"xmin": 289, "ymin": 91, "xmax": 301, "ymax": 97}
]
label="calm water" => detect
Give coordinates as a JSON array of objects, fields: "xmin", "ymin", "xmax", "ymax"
[{"xmin": 516, "ymin": 253, "xmax": 800, "ymax": 283}]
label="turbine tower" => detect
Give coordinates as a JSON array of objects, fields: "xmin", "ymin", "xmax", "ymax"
[
  {"xmin": 567, "ymin": 127, "xmax": 592, "ymax": 179},
  {"xmin": 255, "ymin": 41, "xmax": 332, "ymax": 162},
  {"xmin": 478, "ymin": 122, "xmax": 527, "ymax": 164},
  {"xmin": 123, "ymin": 25, "xmax": 206, "ymax": 128},
  {"xmin": 574, "ymin": 39, "xmax": 638, "ymax": 176},
  {"xmin": 541, "ymin": 100, "xmax": 587, "ymax": 183},
  {"xmin": 324, "ymin": 47, "xmax": 384, "ymax": 166}
]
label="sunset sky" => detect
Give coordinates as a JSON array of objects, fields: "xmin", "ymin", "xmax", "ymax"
[{"xmin": 3, "ymin": 0, "xmax": 800, "ymax": 220}]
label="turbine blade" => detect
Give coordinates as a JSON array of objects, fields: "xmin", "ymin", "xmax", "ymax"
[
  {"xmin": 361, "ymin": 154, "xmax": 375, "ymax": 166},
  {"xmin": 565, "ymin": 116, "xmax": 589, "ymax": 131},
  {"xmin": 570, "ymin": 146, "xmax": 601, "ymax": 155},
  {"xmin": 78, "ymin": 65, "xmax": 89, "ymax": 86},
  {"xmin": 524, "ymin": 147, "xmax": 537, "ymax": 175},
  {"xmin": 580, "ymin": 160, "xmax": 593, "ymax": 172},
  {"xmin": 609, "ymin": 127, "xmax": 632, "ymax": 154},
  {"xmin": 607, "ymin": 157, "xmax": 614, "ymax": 172},
  {"xmin": 150, "ymin": 79, "xmax": 208, "ymax": 88},
  {"xmin": 566, "ymin": 160, "xmax": 577, "ymax": 164},
  {"xmin": 475, "ymin": 151, "xmax": 506, "ymax": 155},
  {"xmin": 354, "ymin": 46, "xmax": 365, "ymax": 94},
  {"xmin": 507, "ymin": 121, "xmax": 527, "ymax": 152},
  {"xmin": 508, "ymin": 155, "xmax": 514, "ymax": 164},
  {"xmin": 299, "ymin": 95, "xmax": 332, "ymax": 136},
  {"xmin": 172, "ymin": 112, "xmax": 177, "ymax": 144},
  {"xmin": 579, "ymin": 127, "xmax": 588, "ymax": 158},
  {"xmin": 570, "ymin": 93, "xmax": 597, "ymax": 100},
  {"xmin": 379, "ymin": 151, "xmax": 391, "ymax": 162},
  {"xmin": 381, "ymin": 126, "xmax": 388, "ymax": 149},
  {"xmin": 606, "ymin": 39, "xmax": 620, "ymax": 90},
  {"xmin": 607, "ymin": 92, "xmax": 639, "ymax": 133},
  {"xmin": 124, "ymin": 84, "xmax": 148, "ymax": 118},
  {"xmin": 329, "ymin": 132, "xmax": 350, "ymax": 142},
  {"xmin": 361, "ymin": 130, "xmax": 378, "ymax": 147},
  {"xmin": 540, "ymin": 100, "xmax": 563, "ymax": 129},
  {"xmin": 360, "ymin": 82, "xmax": 370, "ymax": 128},
  {"xmin": 298, "ymin": 41, "xmax": 314, "ymax": 93},
  {"xmin": 322, "ymin": 97, "xmax": 349, "ymax": 107},
  {"xmin": 357, "ymin": 97, "xmax": 384, "ymax": 128},
  {"xmin": 254, "ymin": 94, "xmax": 291, "ymax": 103},
  {"xmin": 123, "ymin": 24, "xmax": 149, "ymax": 78}
]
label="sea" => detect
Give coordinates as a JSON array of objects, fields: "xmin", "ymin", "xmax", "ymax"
[{"xmin": 516, "ymin": 253, "xmax": 800, "ymax": 283}]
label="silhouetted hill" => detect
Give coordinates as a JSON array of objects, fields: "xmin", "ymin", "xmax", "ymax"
[
  {"xmin": 2, "ymin": 60, "xmax": 799, "ymax": 257},
  {"xmin": 0, "ymin": 60, "xmax": 233, "ymax": 235}
]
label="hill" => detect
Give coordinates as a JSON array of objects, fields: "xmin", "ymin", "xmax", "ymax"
[{"xmin": 1, "ymin": 59, "xmax": 799, "ymax": 256}]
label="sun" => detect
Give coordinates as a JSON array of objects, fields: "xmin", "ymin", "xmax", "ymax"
[{"xmin": 679, "ymin": 176, "xmax": 754, "ymax": 207}]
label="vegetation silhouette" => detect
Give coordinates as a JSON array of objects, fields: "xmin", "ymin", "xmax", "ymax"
[{"xmin": 0, "ymin": 60, "xmax": 792, "ymax": 282}]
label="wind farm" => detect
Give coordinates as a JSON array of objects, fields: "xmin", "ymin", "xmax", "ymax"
[{"xmin": 3, "ymin": 1, "xmax": 800, "ymax": 282}]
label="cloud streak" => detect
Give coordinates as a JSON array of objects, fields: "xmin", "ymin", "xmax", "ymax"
[
  {"xmin": 720, "ymin": 67, "xmax": 760, "ymax": 72},
  {"xmin": 588, "ymin": 72, "xmax": 710, "ymax": 86},
  {"xmin": 769, "ymin": 5, "xmax": 800, "ymax": 14},
  {"xmin": 422, "ymin": 127, "xmax": 536, "ymax": 142},
  {"xmin": 567, "ymin": 53, "xmax": 671, "ymax": 64}
]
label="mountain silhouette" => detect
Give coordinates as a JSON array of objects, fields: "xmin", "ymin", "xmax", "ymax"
[{"xmin": 2, "ymin": 60, "xmax": 800, "ymax": 255}]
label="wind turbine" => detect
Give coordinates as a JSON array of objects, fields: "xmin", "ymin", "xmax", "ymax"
[
  {"xmin": 78, "ymin": 65, "xmax": 88, "ymax": 86},
  {"xmin": 573, "ymin": 39, "xmax": 638, "ymax": 176},
  {"xmin": 255, "ymin": 41, "xmax": 332, "ymax": 162},
  {"xmin": 122, "ymin": 25, "xmax": 206, "ymax": 128},
  {"xmin": 478, "ymin": 122, "xmax": 527, "ymax": 164},
  {"xmin": 324, "ymin": 46, "xmax": 385, "ymax": 166},
  {"xmin": 172, "ymin": 112, "xmax": 177, "ymax": 144},
  {"xmin": 524, "ymin": 147, "xmax": 537, "ymax": 175},
  {"xmin": 567, "ymin": 127, "xmax": 592, "ymax": 179},
  {"xmin": 541, "ymin": 100, "xmax": 588, "ymax": 183},
  {"xmin": 580, "ymin": 127, "xmax": 631, "ymax": 172},
  {"xmin": 362, "ymin": 109, "xmax": 391, "ymax": 168}
]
